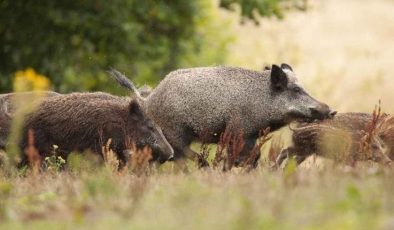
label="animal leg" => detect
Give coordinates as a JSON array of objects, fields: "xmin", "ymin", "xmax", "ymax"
[
  {"xmin": 235, "ymin": 137, "xmax": 258, "ymax": 167},
  {"xmin": 275, "ymin": 148, "xmax": 290, "ymax": 167}
]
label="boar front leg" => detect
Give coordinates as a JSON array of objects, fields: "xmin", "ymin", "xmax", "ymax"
[{"xmin": 276, "ymin": 147, "xmax": 308, "ymax": 168}]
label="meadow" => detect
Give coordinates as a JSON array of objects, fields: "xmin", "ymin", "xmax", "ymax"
[
  {"xmin": 1, "ymin": 0, "xmax": 394, "ymax": 229},
  {"xmin": 0, "ymin": 151, "xmax": 393, "ymax": 230}
]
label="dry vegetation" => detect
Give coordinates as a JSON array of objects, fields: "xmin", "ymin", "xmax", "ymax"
[
  {"xmin": 0, "ymin": 156, "xmax": 393, "ymax": 229},
  {"xmin": 1, "ymin": 0, "xmax": 394, "ymax": 229},
  {"xmin": 1, "ymin": 106, "xmax": 393, "ymax": 229}
]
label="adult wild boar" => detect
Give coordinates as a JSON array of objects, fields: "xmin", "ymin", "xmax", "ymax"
[
  {"xmin": 0, "ymin": 91, "xmax": 60, "ymax": 150},
  {"xmin": 18, "ymin": 92, "xmax": 173, "ymax": 166},
  {"xmin": 276, "ymin": 113, "xmax": 392, "ymax": 167},
  {"xmin": 109, "ymin": 64, "xmax": 335, "ymax": 165}
]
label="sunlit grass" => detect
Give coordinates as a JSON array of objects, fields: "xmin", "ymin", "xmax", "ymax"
[{"xmin": 0, "ymin": 161, "xmax": 393, "ymax": 229}]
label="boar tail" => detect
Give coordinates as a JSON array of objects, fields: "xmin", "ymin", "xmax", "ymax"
[{"xmin": 107, "ymin": 68, "xmax": 145, "ymax": 102}]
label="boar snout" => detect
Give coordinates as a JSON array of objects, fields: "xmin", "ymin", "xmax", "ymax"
[
  {"xmin": 152, "ymin": 143, "xmax": 174, "ymax": 163},
  {"xmin": 156, "ymin": 150, "xmax": 174, "ymax": 164},
  {"xmin": 329, "ymin": 110, "xmax": 337, "ymax": 118},
  {"xmin": 309, "ymin": 103, "xmax": 336, "ymax": 120}
]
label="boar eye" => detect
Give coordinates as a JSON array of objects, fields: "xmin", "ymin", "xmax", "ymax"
[{"xmin": 293, "ymin": 87, "xmax": 302, "ymax": 94}]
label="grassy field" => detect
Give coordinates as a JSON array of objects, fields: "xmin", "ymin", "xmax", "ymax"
[{"xmin": 0, "ymin": 156, "xmax": 393, "ymax": 230}]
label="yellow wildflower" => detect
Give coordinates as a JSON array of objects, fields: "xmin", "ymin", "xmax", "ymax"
[{"xmin": 13, "ymin": 68, "xmax": 51, "ymax": 92}]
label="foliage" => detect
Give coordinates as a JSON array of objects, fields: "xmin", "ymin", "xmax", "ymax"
[
  {"xmin": 0, "ymin": 0, "xmax": 302, "ymax": 93},
  {"xmin": 43, "ymin": 155, "xmax": 66, "ymax": 173},
  {"xmin": 219, "ymin": 0, "xmax": 308, "ymax": 23},
  {"xmin": 0, "ymin": 0, "xmax": 231, "ymax": 93},
  {"xmin": 13, "ymin": 68, "xmax": 51, "ymax": 92}
]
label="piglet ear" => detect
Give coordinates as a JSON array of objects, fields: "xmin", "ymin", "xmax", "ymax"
[
  {"xmin": 271, "ymin": 64, "xmax": 288, "ymax": 90},
  {"xmin": 281, "ymin": 63, "xmax": 293, "ymax": 72},
  {"xmin": 129, "ymin": 100, "xmax": 143, "ymax": 115}
]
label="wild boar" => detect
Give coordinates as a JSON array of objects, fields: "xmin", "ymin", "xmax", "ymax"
[
  {"xmin": 109, "ymin": 65, "xmax": 335, "ymax": 166},
  {"xmin": 276, "ymin": 113, "xmax": 392, "ymax": 167},
  {"xmin": 17, "ymin": 92, "xmax": 173, "ymax": 166}
]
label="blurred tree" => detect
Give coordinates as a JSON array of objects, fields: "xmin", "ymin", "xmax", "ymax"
[
  {"xmin": 220, "ymin": 0, "xmax": 308, "ymax": 23},
  {"xmin": 0, "ymin": 0, "xmax": 303, "ymax": 93}
]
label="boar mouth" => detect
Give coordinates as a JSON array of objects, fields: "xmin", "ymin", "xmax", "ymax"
[
  {"xmin": 151, "ymin": 155, "xmax": 170, "ymax": 164},
  {"xmin": 287, "ymin": 110, "xmax": 334, "ymax": 123},
  {"xmin": 287, "ymin": 111, "xmax": 318, "ymax": 123}
]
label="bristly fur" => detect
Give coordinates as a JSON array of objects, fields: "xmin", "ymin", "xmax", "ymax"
[
  {"xmin": 276, "ymin": 110, "xmax": 391, "ymax": 167},
  {"xmin": 0, "ymin": 92, "xmax": 60, "ymax": 150},
  {"xmin": 143, "ymin": 65, "xmax": 332, "ymax": 165},
  {"xmin": 108, "ymin": 65, "xmax": 333, "ymax": 167},
  {"xmin": 378, "ymin": 117, "xmax": 394, "ymax": 160},
  {"xmin": 15, "ymin": 92, "xmax": 173, "ymax": 167}
]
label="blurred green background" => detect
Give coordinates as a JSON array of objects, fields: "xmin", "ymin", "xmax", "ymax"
[{"xmin": 0, "ymin": 0, "xmax": 305, "ymax": 93}]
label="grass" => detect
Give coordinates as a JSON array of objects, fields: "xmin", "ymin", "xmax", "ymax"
[{"xmin": 0, "ymin": 149, "xmax": 393, "ymax": 230}]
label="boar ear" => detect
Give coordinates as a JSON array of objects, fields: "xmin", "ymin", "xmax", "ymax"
[
  {"xmin": 281, "ymin": 63, "xmax": 293, "ymax": 72},
  {"xmin": 271, "ymin": 64, "xmax": 288, "ymax": 90},
  {"xmin": 129, "ymin": 100, "xmax": 143, "ymax": 116}
]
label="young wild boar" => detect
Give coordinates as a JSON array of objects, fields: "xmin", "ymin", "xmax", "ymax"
[
  {"xmin": 109, "ymin": 64, "xmax": 335, "ymax": 166},
  {"xmin": 18, "ymin": 92, "xmax": 174, "ymax": 166},
  {"xmin": 0, "ymin": 91, "xmax": 60, "ymax": 150},
  {"xmin": 276, "ymin": 113, "xmax": 392, "ymax": 167}
]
